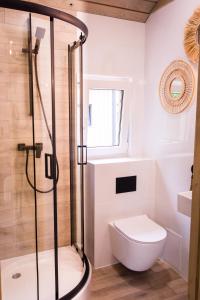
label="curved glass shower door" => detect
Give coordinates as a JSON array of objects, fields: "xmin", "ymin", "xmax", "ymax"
[
  {"xmin": 0, "ymin": 8, "xmax": 39, "ymax": 300},
  {"xmin": 0, "ymin": 2, "xmax": 89, "ymax": 300},
  {"xmin": 31, "ymin": 13, "xmax": 57, "ymax": 300},
  {"xmin": 0, "ymin": 10, "xmax": 58, "ymax": 300}
]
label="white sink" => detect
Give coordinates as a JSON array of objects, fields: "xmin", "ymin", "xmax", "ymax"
[{"xmin": 177, "ymin": 191, "xmax": 192, "ymax": 217}]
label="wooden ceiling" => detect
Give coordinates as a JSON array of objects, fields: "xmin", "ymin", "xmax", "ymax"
[{"xmin": 66, "ymin": 0, "xmax": 160, "ymax": 23}]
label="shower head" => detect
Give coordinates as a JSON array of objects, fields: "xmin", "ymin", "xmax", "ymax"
[
  {"xmin": 34, "ymin": 27, "xmax": 46, "ymax": 54},
  {"xmin": 35, "ymin": 27, "xmax": 46, "ymax": 40}
]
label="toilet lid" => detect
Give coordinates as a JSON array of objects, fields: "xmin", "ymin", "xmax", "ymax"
[{"xmin": 113, "ymin": 215, "xmax": 167, "ymax": 243}]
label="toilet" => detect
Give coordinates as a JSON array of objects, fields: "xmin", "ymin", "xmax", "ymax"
[{"xmin": 109, "ymin": 215, "xmax": 167, "ymax": 272}]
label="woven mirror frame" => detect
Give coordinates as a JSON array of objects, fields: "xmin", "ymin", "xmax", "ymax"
[
  {"xmin": 184, "ymin": 7, "xmax": 200, "ymax": 64},
  {"xmin": 159, "ymin": 60, "xmax": 195, "ymax": 114}
]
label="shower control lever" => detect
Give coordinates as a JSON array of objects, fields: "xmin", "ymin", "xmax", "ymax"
[{"xmin": 17, "ymin": 143, "xmax": 43, "ymax": 158}]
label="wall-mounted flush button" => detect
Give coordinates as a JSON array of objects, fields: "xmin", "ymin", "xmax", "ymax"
[{"xmin": 116, "ymin": 176, "xmax": 137, "ymax": 194}]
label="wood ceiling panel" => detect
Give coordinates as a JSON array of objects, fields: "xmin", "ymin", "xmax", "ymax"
[
  {"xmin": 66, "ymin": 0, "xmax": 149, "ymax": 23},
  {"xmin": 66, "ymin": 0, "xmax": 160, "ymax": 23},
  {"xmin": 79, "ymin": 0, "xmax": 156, "ymax": 14}
]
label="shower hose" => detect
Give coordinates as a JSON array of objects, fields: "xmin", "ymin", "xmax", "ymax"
[{"xmin": 25, "ymin": 53, "xmax": 59, "ymax": 193}]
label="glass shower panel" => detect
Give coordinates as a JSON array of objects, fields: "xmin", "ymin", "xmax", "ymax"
[
  {"xmin": 0, "ymin": 8, "xmax": 38, "ymax": 300},
  {"xmin": 54, "ymin": 19, "xmax": 81, "ymax": 298},
  {"xmin": 68, "ymin": 37, "xmax": 85, "ymax": 257},
  {"xmin": 76, "ymin": 43, "xmax": 85, "ymax": 254},
  {"xmin": 31, "ymin": 13, "xmax": 56, "ymax": 300},
  {"xmin": 54, "ymin": 18, "xmax": 72, "ymax": 254}
]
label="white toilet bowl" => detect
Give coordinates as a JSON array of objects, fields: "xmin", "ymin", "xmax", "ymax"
[{"xmin": 109, "ymin": 215, "xmax": 167, "ymax": 272}]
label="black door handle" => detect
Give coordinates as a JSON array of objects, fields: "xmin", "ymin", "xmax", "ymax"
[
  {"xmin": 77, "ymin": 145, "xmax": 87, "ymax": 165},
  {"xmin": 45, "ymin": 153, "xmax": 53, "ymax": 179}
]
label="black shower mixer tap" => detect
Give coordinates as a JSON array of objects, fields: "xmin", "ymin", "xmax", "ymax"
[{"xmin": 17, "ymin": 143, "xmax": 43, "ymax": 158}]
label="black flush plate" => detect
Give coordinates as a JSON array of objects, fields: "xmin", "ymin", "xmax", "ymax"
[{"xmin": 116, "ymin": 176, "xmax": 137, "ymax": 194}]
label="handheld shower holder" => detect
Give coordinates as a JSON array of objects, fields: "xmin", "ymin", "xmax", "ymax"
[
  {"xmin": 22, "ymin": 26, "xmax": 46, "ymax": 55},
  {"xmin": 22, "ymin": 48, "xmax": 39, "ymax": 55}
]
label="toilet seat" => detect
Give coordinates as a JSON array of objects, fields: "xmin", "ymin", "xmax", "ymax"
[{"xmin": 113, "ymin": 215, "xmax": 167, "ymax": 244}]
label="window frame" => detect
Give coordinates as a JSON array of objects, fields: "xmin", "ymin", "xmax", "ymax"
[{"xmin": 84, "ymin": 77, "xmax": 132, "ymax": 158}]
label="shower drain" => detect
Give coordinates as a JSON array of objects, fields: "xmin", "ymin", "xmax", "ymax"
[{"xmin": 12, "ymin": 273, "xmax": 21, "ymax": 279}]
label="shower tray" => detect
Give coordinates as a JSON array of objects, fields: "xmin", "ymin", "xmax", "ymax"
[{"xmin": 1, "ymin": 246, "xmax": 89, "ymax": 300}]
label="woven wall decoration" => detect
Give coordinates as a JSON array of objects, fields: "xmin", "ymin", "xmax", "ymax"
[
  {"xmin": 184, "ymin": 7, "xmax": 200, "ymax": 63},
  {"xmin": 159, "ymin": 60, "xmax": 195, "ymax": 114}
]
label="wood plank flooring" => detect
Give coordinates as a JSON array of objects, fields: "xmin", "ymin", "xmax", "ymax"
[{"xmin": 89, "ymin": 260, "xmax": 188, "ymax": 300}]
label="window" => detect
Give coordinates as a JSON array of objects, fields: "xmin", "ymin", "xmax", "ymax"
[
  {"xmin": 87, "ymin": 89, "xmax": 124, "ymax": 148},
  {"xmin": 84, "ymin": 77, "xmax": 131, "ymax": 157}
]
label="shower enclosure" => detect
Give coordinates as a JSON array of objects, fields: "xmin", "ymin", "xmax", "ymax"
[{"xmin": 0, "ymin": 1, "xmax": 90, "ymax": 299}]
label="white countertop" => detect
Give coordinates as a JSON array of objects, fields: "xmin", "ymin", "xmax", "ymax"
[{"xmin": 177, "ymin": 191, "xmax": 192, "ymax": 217}]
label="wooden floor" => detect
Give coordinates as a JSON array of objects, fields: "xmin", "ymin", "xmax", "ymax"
[{"xmin": 89, "ymin": 260, "xmax": 188, "ymax": 300}]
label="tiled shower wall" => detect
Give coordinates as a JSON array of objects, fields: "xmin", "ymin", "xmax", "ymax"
[{"xmin": 0, "ymin": 5, "xmax": 77, "ymax": 259}]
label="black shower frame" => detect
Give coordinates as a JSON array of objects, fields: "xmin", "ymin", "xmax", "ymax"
[{"xmin": 0, "ymin": 1, "xmax": 89, "ymax": 300}]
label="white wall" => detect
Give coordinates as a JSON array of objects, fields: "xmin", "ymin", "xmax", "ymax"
[
  {"xmin": 80, "ymin": 1, "xmax": 198, "ymax": 280},
  {"xmin": 145, "ymin": 0, "xmax": 199, "ymax": 279},
  {"xmin": 77, "ymin": 12, "xmax": 146, "ymax": 156},
  {"xmin": 155, "ymin": 155, "xmax": 192, "ymax": 279},
  {"xmin": 145, "ymin": 0, "xmax": 197, "ymax": 157}
]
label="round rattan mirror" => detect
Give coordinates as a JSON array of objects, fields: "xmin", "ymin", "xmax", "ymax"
[{"xmin": 159, "ymin": 60, "xmax": 195, "ymax": 114}]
